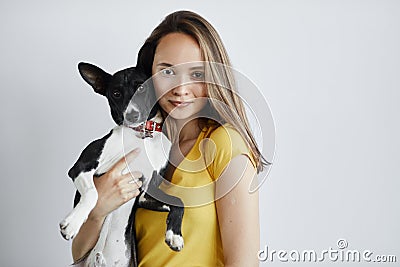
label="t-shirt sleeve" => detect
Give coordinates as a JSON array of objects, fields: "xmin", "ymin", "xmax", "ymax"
[{"xmin": 205, "ymin": 125, "xmax": 256, "ymax": 180}]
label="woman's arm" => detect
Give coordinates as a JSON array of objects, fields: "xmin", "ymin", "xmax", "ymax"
[
  {"xmin": 71, "ymin": 149, "xmax": 143, "ymax": 262},
  {"xmin": 216, "ymin": 154, "xmax": 260, "ymax": 267}
]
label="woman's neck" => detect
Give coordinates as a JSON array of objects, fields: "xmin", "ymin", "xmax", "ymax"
[{"xmin": 176, "ymin": 118, "xmax": 203, "ymax": 143}]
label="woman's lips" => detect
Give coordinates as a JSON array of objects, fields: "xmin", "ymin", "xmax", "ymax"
[{"xmin": 169, "ymin": 100, "xmax": 193, "ymax": 108}]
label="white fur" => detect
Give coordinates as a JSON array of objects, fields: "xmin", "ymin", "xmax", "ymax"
[
  {"xmin": 138, "ymin": 192, "xmax": 147, "ymax": 204},
  {"xmin": 84, "ymin": 125, "xmax": 170, "ymax": 267},
  {"xmin": 123, "ymin": 104, "xmax": 139, "ymax": 120},
  {"xmin": 62, "ymin": 113, "xmax": 171, "ymax": 266},
  {"xmin": 60, "ymin": 170, "xmax": 97, "ymax": 240},
  {"xmin": 165, "ymin": 229, "xmax": 184, "ymax": 251},
  {"xmin": 162, "ymin": 205, "xmax": 170, "ymax": 211}
]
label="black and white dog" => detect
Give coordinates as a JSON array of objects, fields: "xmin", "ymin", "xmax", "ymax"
[{"xmin": 60, "ymin": 63, "xmax": 184, "ymax": 266}]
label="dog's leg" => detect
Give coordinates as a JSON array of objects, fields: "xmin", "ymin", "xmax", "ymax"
[
  {"xmin": 60, "ymin": 134, "xmax": 110, "ymax": 240},
  {"xmin": 60, "ymin": 170, "xmax": 98, "ymax": 240},
  {"xmin": 139, "ymin": 172, "xmax": 184, "ymax": 251},
  {"xmin": 164, "ymin": 201, "xmax": 184, "ymax": 252},
  {"xmin": 138, "ymin": 191, "xmax": 184, "ymax": 251},
  {"xmin": 85, "ymin": 212, "xmax": 112, "ymax": 267}
]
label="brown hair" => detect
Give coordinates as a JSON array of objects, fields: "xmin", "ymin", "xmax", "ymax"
[{"xmin": 137, "ymin": 10, "xmax": 268, "ymax": 172}]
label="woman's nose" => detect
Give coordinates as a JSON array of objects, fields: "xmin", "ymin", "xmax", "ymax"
[{"xmin": 171, "ymin": 80, "xmax": 190, "ymax": 96}]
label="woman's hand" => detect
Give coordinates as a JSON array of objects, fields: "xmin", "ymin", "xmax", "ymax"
[
  {"xmin": 72, "ymin": 148, "xmax": 143, "ymax": 262},
  {"xmin": 89, "ymin": 148, "xmax": 143, "ymax": 221}
]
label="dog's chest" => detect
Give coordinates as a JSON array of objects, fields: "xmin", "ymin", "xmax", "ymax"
[
  {"xmin": 96, "ymin": 126, "xmax": 169, "ymax": 180},
  {"xmin": 86, "ymin": 126, "xmax": 170, "ymax": 267}
]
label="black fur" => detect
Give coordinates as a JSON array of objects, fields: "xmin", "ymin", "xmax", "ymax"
[
  {"xmin": 68, "ymin": 130, "xmax": 113, "ymax": 180},
  {"xmin": 64, "ymin": 62, "xmax": 184, "ymax": 266}
]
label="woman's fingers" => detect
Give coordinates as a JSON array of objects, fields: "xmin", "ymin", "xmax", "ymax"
[
  {"xmin": 123, "ymin": 171, "xmax": 143, "ymax": 183},
  {"xmin": 115, "ymin": 171, "xmax": 143, "ymax": 200},
  {"xmin": 120, "ymin": 181, "xmax": 143, "ymax": 193},
  {"xmin": 117, "ymin": 172, "xmax": 143, "ymax": 188},
  {"xmin": 90, "ymin": 148, "xmax": 144, "ymax": 217},
  {"xmin": 110, "ymin": 148, "xmax": 141, "ymax": 176},
  {"xmin": 121, "ymin": 188, "xmax": 142, "ymax": 202},
  {"xmin": 116, "ymin": 178, "xmax": 143, "ymax": 203}
]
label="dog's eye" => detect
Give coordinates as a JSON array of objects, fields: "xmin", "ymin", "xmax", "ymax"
[
  {"xmin": 113, "ymin": 90, "xmax": 121, "ymax": 98},
  {"xmin": 137, "ymin": 84, "xmax": 145, "ymax": 93}
]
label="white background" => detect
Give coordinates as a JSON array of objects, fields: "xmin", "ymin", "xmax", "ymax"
[{"xmin": 0, "ymin": 0, "xmax": 399, "ymax": 266}]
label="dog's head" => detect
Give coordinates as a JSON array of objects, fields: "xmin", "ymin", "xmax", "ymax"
[{"xmin": 78, "ymin": 62, "xmax": 158, "ymax": 127}]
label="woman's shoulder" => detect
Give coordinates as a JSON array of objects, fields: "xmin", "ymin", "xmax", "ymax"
[
  {"xmin": 204, "ymin": 123, "xmax": 255, "ymax": 179},
  {"xmin": 207, "ymin": 123, "xmax": 246, "ymax": 145}
]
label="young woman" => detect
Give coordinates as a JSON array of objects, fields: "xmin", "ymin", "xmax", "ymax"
[{"xmin": 72, "ymin": 10, "xmax": 266, "ymax": 267}]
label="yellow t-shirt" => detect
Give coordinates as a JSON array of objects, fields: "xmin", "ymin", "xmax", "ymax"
[{"xmin": 135, "ymin": 124, "xmax": 255, "ymax": 267}]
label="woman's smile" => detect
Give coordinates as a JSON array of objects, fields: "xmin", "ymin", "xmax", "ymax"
[
  {"xmin": 168, "ymin": 99, "xmax": 194, "ymax": 108},
  {"xmin": 152, "ymin": 32, "xmax": 208, "ymax": 121}
]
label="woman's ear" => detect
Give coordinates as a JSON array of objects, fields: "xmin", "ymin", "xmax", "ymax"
[{"xmin": 78, "ymin": 62, "xmax": 112, "ymax": 96}]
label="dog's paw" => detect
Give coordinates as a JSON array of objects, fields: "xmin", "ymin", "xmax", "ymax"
[
  {"xmin": 60, "ymin": 219, "xmax": 74, "ymax": 240},
  {"xmin": 59, "ymin": 217, "xmax": 84, "ymax": 240},
  {"xmin": 95, "ymin": 252, "xmax": 106, "ymax": 267},
  {"xmin": 165, "ymin": 229, "xmax": 184, "ymax": 251}
]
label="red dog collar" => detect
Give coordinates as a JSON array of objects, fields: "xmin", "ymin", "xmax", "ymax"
[{"xmin": 132, "ymin": 121, "xmax": 162, "ymax": 138}]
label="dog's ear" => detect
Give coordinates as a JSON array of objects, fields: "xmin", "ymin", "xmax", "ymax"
[{"xmin": 78, "ymin": 62, "xmax": 111, "ymax": 96}]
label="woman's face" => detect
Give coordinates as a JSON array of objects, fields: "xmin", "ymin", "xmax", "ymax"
[{"xmin": 152, "ymin": 32, "xmax": 208, "ymax": 121}]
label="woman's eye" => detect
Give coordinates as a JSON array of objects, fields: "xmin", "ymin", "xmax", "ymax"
[
  {"xmin": 161, "ymin": 68, "xmax": 175, "ymax": 76},
  {"xmin": 191, "ymin": 71, "xmax": 204, "ymax": 80},
  {"xmin": 137, "ymin": 84, "xmax": 145, "ymax": 93},
  {"xmin": 113, "ymin": 90, "xmax": 121, "ymax": 98}
]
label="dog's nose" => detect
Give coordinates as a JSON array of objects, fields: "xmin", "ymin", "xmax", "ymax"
[{"xmin": 126, "ymin": 110, "xmax": 140, "ymax": 123}]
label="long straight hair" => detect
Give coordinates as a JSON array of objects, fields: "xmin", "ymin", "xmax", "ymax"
[{"xmin": 137, "ymin": 10, "xmax": 268, "ymax": 172}]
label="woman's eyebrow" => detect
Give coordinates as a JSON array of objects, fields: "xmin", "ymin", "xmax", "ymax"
[
  {"xmin": 156, "ymin": 62, "xmax": 173, "ymax": 68},
  {"xmin": 155, "ymin": 62, "xmax": 205, "ymax": 70},
  {"xmin": 189, "ymin": 65, "xmax": 205, "ymax": 70}
]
